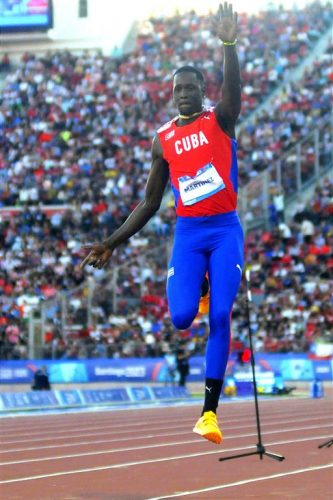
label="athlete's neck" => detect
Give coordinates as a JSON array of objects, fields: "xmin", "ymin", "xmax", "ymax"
[{"xmin": 178, "ymin": 110, "xmax": 203, "ymax": 120}]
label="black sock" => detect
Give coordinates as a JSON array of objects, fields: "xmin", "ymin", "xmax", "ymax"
[{"xmin": 202, "ymin": 377, "xmax": 223, "ymax": 415}]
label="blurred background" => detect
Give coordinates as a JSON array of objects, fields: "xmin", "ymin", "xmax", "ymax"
[{"xmin": 0, "ymin": 1, "xmax": 332, "ymax": 391}]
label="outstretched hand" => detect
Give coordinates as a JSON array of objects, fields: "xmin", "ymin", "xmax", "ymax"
[
  {"xmin": 213, "ymin": 2, "xmax": 238, "ymax": 43},
  {"xmin": 80, "ymin": 243, "xmax": 113, "ymax": 270}
]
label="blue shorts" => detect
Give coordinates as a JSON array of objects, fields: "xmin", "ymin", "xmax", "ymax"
[{"xmin": 167, "ymin": 211, "xmax": 244, "ymax": 380}]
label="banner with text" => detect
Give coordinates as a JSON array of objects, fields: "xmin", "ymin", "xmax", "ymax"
[{"xmin": 0, "ymin": 354, "xmax": 332, "ymax": 385}]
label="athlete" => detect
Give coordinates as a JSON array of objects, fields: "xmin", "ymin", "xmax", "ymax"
[{"xmin": 80, "ymin": 3, "xmax": 243, "ymax": 444}]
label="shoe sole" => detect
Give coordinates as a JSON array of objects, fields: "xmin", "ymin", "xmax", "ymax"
[{"xmin": 193, "ymin": 427, "xmax": 222, "ymax": 444}]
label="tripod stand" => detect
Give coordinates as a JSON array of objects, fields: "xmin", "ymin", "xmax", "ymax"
[
  {"xmin": 318, "ymin": 439, "xmax": 333, "ymax": 448},
  {"xmin": 219, "ymin": 269, "xmax": 285, "ymax": 463}
]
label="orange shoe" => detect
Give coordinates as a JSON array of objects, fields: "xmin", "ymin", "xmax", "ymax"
[
  {"xmin": 199, "ymin": 274, "xmax": 209, "ymax": 315},
  {"xmin": 193, "ymin": 411, "xmax": 222, "ymax": 444}
]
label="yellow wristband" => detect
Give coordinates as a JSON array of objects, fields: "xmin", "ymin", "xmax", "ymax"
[{"xmin": 222, "ymin": 39, "xmax": 237, "ymax": 46}]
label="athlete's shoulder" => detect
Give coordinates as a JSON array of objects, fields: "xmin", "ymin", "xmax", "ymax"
[
  {"xmin": 198, "ymin": 107, "xmax": 218, "ymax": 125},
  {"xmin": 157, "ymin": 116, "xmax": 177, "ymax": 134},
  {"xmin": 203, "ymin": 107, "xmax": 236, "ymax": 141}
]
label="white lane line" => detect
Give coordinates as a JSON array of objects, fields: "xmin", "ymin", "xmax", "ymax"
[
  {"xmin": 1, "ymin": 423, "xmax": 332, "ymax": 466},
  {"xmin": 0, "ymin": 396, "xmax": 326, "ymax": 422},
  {"xmin": 0, "ymin": 419, "xmax": 193, "ymax": 439},
  {"xmin": 145, "ymin": 464, "xmax": 333, "ymax": 500},
  {"xmin": 2, "ymin": 419, "xmax": 332, "ymax": 455},
  {"xmin": 0, "ymin": 414, "xmax": 244, "ymax": 439},
  {"xmin": 1, "ymin": 413, "xmax": 331, "ymax": 446},
  {"xmin": 0, "ymin": 431, "xmax": 183, "ymax": 453},
  {"xmin": 0, "ymin": 434, "xmax": 332, "ymax": 484},
  {"xmin": 0, "ymin": 401, "xmax": 330, "ymax": 434},
  {"xmin": 0, "ymin": 423, "xmax": 195, "ymax": 445}
]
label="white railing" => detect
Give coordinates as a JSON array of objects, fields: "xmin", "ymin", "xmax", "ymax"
[
  {"xmin": 238, "ymin": 114, "xmax": 333, "ymax": 233},
  {"xmin": 28, "ymin": 240, "xmax": 171, "ymax": 358}
]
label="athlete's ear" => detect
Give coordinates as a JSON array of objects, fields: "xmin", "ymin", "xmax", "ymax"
[{"xmin": 201, "ymin": 83, "xmax": 206, "ymax": 97}]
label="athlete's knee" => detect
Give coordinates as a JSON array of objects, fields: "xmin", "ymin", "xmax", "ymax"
[{"xmin": 170, "ymin": 307, "xmax": 197, "ymax": 330}]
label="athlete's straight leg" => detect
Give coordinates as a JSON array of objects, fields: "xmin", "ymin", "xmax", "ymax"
[
  {"xmin": 193, "ymin": 222, "xmax": 243, "ymax": 444},
  {"xmin": 200, "ymin": 223, "xmax": 244, "ymax": 419},
  {"xmin": 206, "ymin": 224, "xmax": 244, "ymax": 380}
]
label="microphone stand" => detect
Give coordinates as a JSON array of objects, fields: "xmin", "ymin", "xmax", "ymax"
[
  {"xmin": 219, "ymin": 269, "xmax": 285, "ymax": 462},
  {"xmin": 318, "ymin": 439, "xmax": 333, "ymax": 448}
]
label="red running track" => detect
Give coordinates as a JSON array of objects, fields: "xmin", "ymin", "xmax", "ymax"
[{"xmin": 0, "ymin": 396, "xmax": 332, "ymax": 499}]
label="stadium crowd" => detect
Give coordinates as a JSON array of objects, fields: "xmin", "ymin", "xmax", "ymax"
[
  {"xmin": 1, "ymin": 176, "xmax": 331, "ymax": 361},
  {"xmin": 0, "ymin": 2, "xmax": 332, "ymax": 360}
]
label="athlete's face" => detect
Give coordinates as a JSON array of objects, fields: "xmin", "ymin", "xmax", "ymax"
[{"xmin": 173, "ymin": 72, "xmax": 204, "ymax": 115}]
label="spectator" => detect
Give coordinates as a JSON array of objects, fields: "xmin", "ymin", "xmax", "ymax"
[{"xmin": 31, "ymin": 366, "xmax": 51, "ymax": 390}]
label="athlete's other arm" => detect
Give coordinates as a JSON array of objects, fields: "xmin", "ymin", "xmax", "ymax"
[
  {"xmin": 80, "ymin": 136, "xmax": 169, "ymax": 269},
  {"xmin": 213, "ymin": 2, "xmax": 241, "ymax": 138}
]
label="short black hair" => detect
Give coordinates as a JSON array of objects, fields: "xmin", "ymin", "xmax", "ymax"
[{"xmin": 173, "ymin": 66, "xmax": 205, "ymax": 84}]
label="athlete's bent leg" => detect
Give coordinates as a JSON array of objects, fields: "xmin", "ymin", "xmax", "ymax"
[{"xmin": 167, "ymin": 247, "xmax": 207, "ymax": 330}]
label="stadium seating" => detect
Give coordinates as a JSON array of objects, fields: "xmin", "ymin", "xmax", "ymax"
[{"xmin": 0, "ymin": 3, "xmax": 332, "ymax": 360}]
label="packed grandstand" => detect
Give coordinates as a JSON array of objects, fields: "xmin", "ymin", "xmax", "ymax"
[{"xmin": 0, "ymin": 1, "xmax": 332, "ymax": 361}]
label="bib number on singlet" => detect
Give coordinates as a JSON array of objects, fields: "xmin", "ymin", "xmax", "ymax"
[{"xmin": 178, "ymin": 163, "xmax": 225, "ymax": 206}]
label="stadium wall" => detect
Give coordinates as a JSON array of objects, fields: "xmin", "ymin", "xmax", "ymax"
[{"xmin": 0, "ymin": 354, "xmax": 332, "ymax": 385}]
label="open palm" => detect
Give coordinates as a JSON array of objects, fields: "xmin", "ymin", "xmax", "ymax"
[{"xmin": 213, "ymin": 2, "xmax": 238, "ymax": 43}]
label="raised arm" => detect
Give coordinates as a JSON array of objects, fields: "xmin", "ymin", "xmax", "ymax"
[
  {"xmin": 213, "ymin": 2, "xmax": 241, "ymax": 137},
  {"xmin": 80, "ymin": 136, "xmax": 169, "ymax": 269}
]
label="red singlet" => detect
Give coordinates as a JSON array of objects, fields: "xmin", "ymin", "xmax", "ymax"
[{"xmin": 157, "ymin": 108, "xmax": 238, "ymax": 217}]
